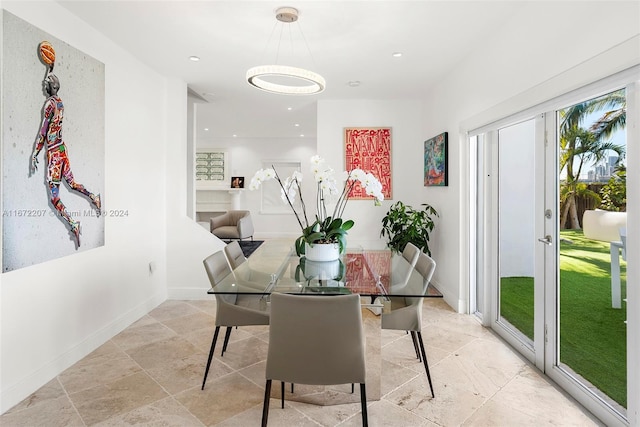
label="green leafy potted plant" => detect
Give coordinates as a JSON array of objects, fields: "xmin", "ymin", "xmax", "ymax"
[{"xmin": 380, "ymin": 201, "xmax": 438, "ymax": 256}]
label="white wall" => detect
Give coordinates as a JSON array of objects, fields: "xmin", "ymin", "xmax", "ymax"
[
  {"xmin": 499, "ymin": 120, "xmax": 536, "ymax": 277},
  {"xmin": 1, "ymin": 1, "xmax": 175, "ymax": 413},
  {"xmin": 165, "ymin": 88, "xmax": 223, "ymax": 300},
  {"xmin": 316, "ymin": 100, "xmax": 424, "ymax": 250},
  {"xmin": 199, "ymin": 137, "xmax": 316, "ymax": 239}
]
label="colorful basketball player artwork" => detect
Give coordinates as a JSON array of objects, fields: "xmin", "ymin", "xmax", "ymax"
[
  {"xmin": 30, "ymin": 41, "xmax": 102, "ymax": 247},
  {"xmin": 344, "ymin": 127, "xmax": 392, "ymax": 200},
  {"xmin": 2, "ymin": 12, "xmax": 105, "ymax": 272}
]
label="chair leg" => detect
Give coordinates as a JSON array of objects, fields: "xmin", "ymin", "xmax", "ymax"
[
  {"xmin": 201, "ymin": 326, "xmax": 220, "ymax": 390},
  {"xmin": 221, "ymin": 326, "xmax": 233, "ymax": 356},
  {"xmin": 291, "ymin": 383, "xmax": 294, "ymax": 393},
  {"xmin": 360, "ymin": 383, "xmax": 368, "ymax": 427},
  {"xmin": 410, "ymin": 331, "xmax": 421, "ymax": 361},
  {"xmin": 280, "ymin": 381, "xmax": 285, "ymax": 408},
  {"xmin": 261, "ymin": 379, "xmax": 272, "ymax": 427},
  {"xmin": 416, "ymin": 332, "xmax": 435, "ymax": 398}
]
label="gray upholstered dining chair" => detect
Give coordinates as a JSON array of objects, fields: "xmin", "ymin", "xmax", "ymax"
[
  {"xmin": 201, "ymin": 250, "xmax": 270, "ymax": 390},
  {"xmin": 389, "ymin": 242, "xmax": 421, "ymax": 294},
  {"xmin": 381, "ymin": 251, "xmax": 436, "ymax": 398},
  {"xmin": 224, "ymin": 240, "xmax": 247, "ymax": 269},
  {"xmin": 261, "ymin": 293, "xmax": 368, "ymax": 427}
]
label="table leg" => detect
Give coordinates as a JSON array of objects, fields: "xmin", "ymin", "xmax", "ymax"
[{"xmin": 610, "ymin": 242, "xmax": 621, "ymax": 309}]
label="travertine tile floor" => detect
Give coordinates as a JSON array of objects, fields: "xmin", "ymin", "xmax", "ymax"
[{"xmin": 1, "ymin": 298, "xmax": 602, "ymax": 426}]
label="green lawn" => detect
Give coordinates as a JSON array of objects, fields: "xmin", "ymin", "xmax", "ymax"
[{"xmin": 500, "ymin": 229, "xmax": 627, "ymax": 407}]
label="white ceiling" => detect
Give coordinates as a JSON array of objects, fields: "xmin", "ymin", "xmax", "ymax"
[{"xmin": 58, "ymin": 1, "xmax": 523, "ymax": 139}]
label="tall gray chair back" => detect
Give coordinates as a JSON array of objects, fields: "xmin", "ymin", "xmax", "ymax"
[
  {"xmin": 381, "ymin": 251, "xmax": 436, "ymax": 398},
  {"xmin": 261, "ymin": 293, "xmax": 368, "ymax": 426},
  {"xmin": 391, "ymin": 242, "xmax": 421, "ymax": 292},
  {"xmin": 224, "ymin": 240, "xmax": 247, "ymax": 270},
  {"xmin": 402, "ymin": 242, "xmax": 420, "ymax": 266},
  {"xmin": 201, "ymin": 250, "xmax": 269, "ymax": 390}
]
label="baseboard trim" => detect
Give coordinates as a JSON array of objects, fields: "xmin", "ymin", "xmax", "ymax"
[{"xmin": 0, "ymin": 291, "xmax": 166, "ymax": 415}]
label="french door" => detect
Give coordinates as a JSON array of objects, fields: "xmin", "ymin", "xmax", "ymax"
[
  {"xmin": 473, "ymin": 81, "xmax": 632, "ymax": 426},
  {"xmin": 478, "ymin": 115, "xmax": 548, "ymax": 368}
]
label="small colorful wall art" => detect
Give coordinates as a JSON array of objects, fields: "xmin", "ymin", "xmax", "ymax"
[
  {"xmin": 344, "ymin": 127, "xmax": 392, "ymax": 199},
  {"xmin": 424, "ymin": 132, "xmax": 448, "ymax": 186},
  {"xmin": 230, "ymin": 177, "xmax": 244, "ymax": 188}
]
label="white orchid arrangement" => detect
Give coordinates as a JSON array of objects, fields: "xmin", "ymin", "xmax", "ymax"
[{"xmin": 250, "ymin": 155, "xmax": 384, "ymax": 255}]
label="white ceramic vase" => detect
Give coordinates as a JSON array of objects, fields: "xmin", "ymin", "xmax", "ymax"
[
  {"xmin": 303, "ymin": 259, "xmax": 342, "ymax": 280},
  {"xmin": 304, "ymin": 242, "xmax": 340, "ymax": 262}
]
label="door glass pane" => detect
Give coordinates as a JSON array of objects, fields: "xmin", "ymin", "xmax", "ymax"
[
  {"xmin": 558, "ymin": 89, "xmax": 627, "ymax": 411},
  {"xmin": 498, "ymin": 119, "xmax": 536, "ymax": 343}
]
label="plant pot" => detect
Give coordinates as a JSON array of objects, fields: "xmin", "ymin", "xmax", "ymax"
[
  {"xmin": 302, "ymin": 259, "xmax": 342, "ymax": 281},
  {"xmin": 305, "ymin": 242, "xmax": 340, "ymax": 262}
]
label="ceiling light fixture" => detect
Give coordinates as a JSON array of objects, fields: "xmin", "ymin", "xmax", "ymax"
[
  {"xmin": 246, "ymin": 7, "xmax": 325, "ymax": 96},
  {"xmin": 189, "ymin": 56, "xmax": 200, "ymax": 62}
]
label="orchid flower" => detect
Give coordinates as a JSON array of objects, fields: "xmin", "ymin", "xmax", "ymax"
[{"xmin": 249, "ymin": 155, "xmax": 384, "ymax": 255}]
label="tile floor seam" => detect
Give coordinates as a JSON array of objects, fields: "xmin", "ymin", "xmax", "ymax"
[
  {"xmin": 262, "ymin": 399, "xmax": 325, "ymax": 427},
  {"xmin": 55, "ymin": 376, "xmax": 88, "ymax": 427},
  {"xmin": 84, "ymin": 349, "xmax": 176, "ymax": 426},
  {"xmin": 379, "ymin": 395, "xmax": 435, "ymax": 426},
  {"xmin": 380, "ymin": 368, "xmax": 422, "ymax": 400},
  {"xmin": 167, "ymin": 395, "xmax": 207, "ymax": 427},
  {"xmin": 57, "ymin": 353, "xmax": 144, "ymax": 397},
  {"xmin": 236, "ymin": 366, "xmax": 268, "ymax": 390},
  {"xmin": 65, "ymin": 370, "xmax": 168, "ymax": 427}
]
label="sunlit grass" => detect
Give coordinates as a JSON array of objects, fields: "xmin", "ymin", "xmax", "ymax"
[{"xmin": 500, "ymin": 229, "xmax": 627, "ymax": 407}]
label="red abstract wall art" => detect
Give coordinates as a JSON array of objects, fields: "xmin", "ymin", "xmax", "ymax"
[{"xmin": 344, "ymin": 127, "xmax": 392, "ymax": 200}]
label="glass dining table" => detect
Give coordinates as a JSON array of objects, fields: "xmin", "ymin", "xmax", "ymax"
[
  {"xmin": 207, "ymin": 239, "xmax": 441, "ymax": 405},
  {"xmin": 208, "ymin": 239, "xmax": 442, "ymax": 302}
]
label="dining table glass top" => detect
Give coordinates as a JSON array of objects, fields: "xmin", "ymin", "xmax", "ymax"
[{"xmin": 208, "ymin": 239, "xmax": 442, "ymax": 298}]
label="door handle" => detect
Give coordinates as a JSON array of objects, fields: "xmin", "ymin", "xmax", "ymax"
[{"xmin": 538, "ymin": 235, "xmax": 552, "ymax": 246}]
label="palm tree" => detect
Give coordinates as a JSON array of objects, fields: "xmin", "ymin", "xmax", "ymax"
[{"xmin": 559, "ymin": 90, "xmax": 626, "ymax": 229}]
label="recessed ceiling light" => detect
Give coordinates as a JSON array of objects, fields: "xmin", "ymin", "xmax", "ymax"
[
  {"xmin": 294, "ymin": 123, "xmax": 300, "ymax": 127},
  {"xmin": 189, "ymin": 56, "xmax": 200, "ymax": 61},
  {"xmin": 204, "ymin": 128, "xmax": 209, "ymax": 131},
  {"xmin": 347, "ymin": 81, "xmax": 361, "ymax": 87},
  {"xmin": 392, "ymin": 52, "xmax": 402, "ymax": 58},
  {"xmin": 232, "ymin": 134, "xmax": 237, "ymax": 138},
  {"xmin": 300, "ymin": 134, "xmax": 305, "ymax": 137},
  {"xmin": 287, "ymin": 107, "xmax": 293, "ymax": 111}
]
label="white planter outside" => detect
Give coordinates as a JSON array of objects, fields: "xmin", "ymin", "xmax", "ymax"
[{"xmin": 305, "ymin": 242, "xmax": 340, "ymax": 262}]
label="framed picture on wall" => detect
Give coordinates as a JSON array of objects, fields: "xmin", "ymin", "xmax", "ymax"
[
  {"xmin": 261, "ymin": 161, "xmax": 301, "ymax": 214},
  {"xmin": 344, "ymin": 127, "xmax": 392, "ymax": 199},
  {"xmin": 230, "ymin": 176, "xmax": 244, "ymax": 188},
  {"xmin": 424, "ymin": 132, "xmax": 448, "ymax": 186}
]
